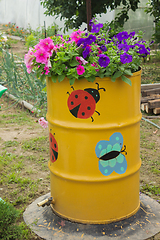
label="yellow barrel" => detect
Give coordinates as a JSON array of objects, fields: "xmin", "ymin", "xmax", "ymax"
[{"xmin": 46, "ymin": 69, "xmax": 142, "ymax": 224}]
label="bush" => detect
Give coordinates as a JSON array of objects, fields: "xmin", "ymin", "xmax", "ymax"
[{"xmin": 0, "ymin": 198, "xmax": 23, "ymax": 240}]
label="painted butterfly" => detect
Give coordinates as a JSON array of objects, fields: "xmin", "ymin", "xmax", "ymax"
[{"xmin": 95, "ymin": 132, "xmax": 127, "ymax": 176}]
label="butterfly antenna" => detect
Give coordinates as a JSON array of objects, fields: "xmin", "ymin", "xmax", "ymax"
[{"xmin": 95, "ymin": 82, "xmax": 106, "ymax": 92}]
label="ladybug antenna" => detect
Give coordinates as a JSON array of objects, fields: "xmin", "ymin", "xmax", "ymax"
[
  {"xmin": 71, "ymin": 86, "xmax": 74, "ymax": 91},
  {"xmin": 95, "ymin": 82, "xmax": 106, "ymax": 92}
]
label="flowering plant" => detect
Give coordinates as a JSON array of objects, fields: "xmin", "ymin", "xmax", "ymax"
[{"xmin": 24, "ymin": 20, "xmax": 152, "ymax": 86}]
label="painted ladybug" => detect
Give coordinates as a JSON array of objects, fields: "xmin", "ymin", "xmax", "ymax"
[
  {"xmin": 67, "ymin": 82, "xmax": 106, "ymax": 122},
  {"xmin": 49, "ymin": 132, "xmax": 58, "ymax": 163}
]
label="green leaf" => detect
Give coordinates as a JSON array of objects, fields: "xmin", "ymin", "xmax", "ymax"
[
  {"xmin": 124, "ymin": 69, "xmax": 133, "ymax": 76},
  {"xmin": 51, "ymin": 75, "xmax": 57, "ymax": 83},
  {"xmin": 42, "ymin": 86, "xmax": 47, "ymax": 92},
  {"xmin": 70, "ymin": 59, "xmax": 78, "ymax": 67},
  {"xmin": 121, "ymin": 75, "xmax": 132, "ymax": 86},
  {"xmin": 40, "ymin": 74, "xmax": 46, "ymax": 83},
  {"xmin": 111, "ymin": 77, "xmax": 116, "ymax": 82},
  {"xmin": 58, "ymin": 74, "xmax": 65, "ymax": 82},
  {"xmin": 112, "ymin": 71, "xmax": 122, "ymax": 79},
  {"xmin": 87, "ymin": 76, "xmax": 96, "ymax": 82},
  {"xmin": 69, "ymin": 78, "xmax": 75, "ymax": 85}
]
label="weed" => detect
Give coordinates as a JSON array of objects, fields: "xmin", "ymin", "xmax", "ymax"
[{"xmin": 0, "ymin": 199, "xmax": 23, "ymax": 240}]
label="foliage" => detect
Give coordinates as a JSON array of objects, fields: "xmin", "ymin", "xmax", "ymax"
[
  {"xmin": 3, "ymin": 22, "xmax": 27, "ymax": 38},
  {"xmin": 145, "ymin": 0, "xmax": 160, "ymax": 44},
  {"xmin": 0, "ymin": 50, "xmax": 47, "ymax": 115},
  {"xmin": 40, "ymin": 0, "xmax": 140, "ymax": 30},
  {"xmin": 0, "ymin": 33, "xmax": 11, "ymax": 50},
  {"xmin": 0, "ymin": 198, "xmax": 23, "ymax": 240},
  {"xmin": 24, "ymin": 19, "xmax": 152, "ymax": 86},
  {"xmin": 25, "ymin": 23, "xmax": 60, "ymax": 49}
]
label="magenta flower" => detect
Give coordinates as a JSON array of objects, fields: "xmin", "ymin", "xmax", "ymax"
[
  {"xmin": 39, "ymin": 37, "xmax": 54, "ymax": 52},
  {"xmin": 76, "ymin": 56, "xmax": 88, "ymax": 65},
  {"xmin": 34, "ymin": 48, "xmax": 49, "ymax": 64},
  {"xmin": 38, "ymin": 117, "xmax": 48, "ymax": 129},
  {"xmin": 98, "ymin": 54, "xmax": 110, "ymax": 68},
  {"xmin": 120, "ymin": 53, "xmax": 132, "ymax": 64},
  {"xmin": 91, "ymin": 62, "xmax": 99, "ymax": 72},
  {"xmin": 70, "ymin": 30, "xmax": 84, "ymax": 44},
  {"xmin": 77, "ymin": 65, "xmax": 85, "ymax": 75}
]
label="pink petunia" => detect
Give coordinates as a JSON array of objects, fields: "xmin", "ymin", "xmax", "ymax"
[
  {"xmin": 39, "ymin": 37, "xmax": 55, "ymax": 55},
  {"xmin": 76, "ymin": 56, "xmax": 88, "ymax": 65},
  {"xmin": 76, "ymin": 65, "xmax": 85, "ymax": 75},
  {"xmin": 91, "ymin": 62, "xmax": 99, "ymax": 72},
  {"xmin": 34, "ymin": 48, "xmax": 49, "ymax": 64},
  {"xmin": 70, "ymin": 30, "xmax": 84, "ymax": 44},
  {"xmin": 38, "ymin": 117, "xmax": 48, "ymax": 129},
  {"xmin": 24, "ymin": 47, "xmax": 34, "ymax": 73}
]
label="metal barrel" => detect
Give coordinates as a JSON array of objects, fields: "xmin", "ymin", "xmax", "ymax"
[{"xmin": 46, "ymin": 69, "xmax": 142, "ymax": 224}]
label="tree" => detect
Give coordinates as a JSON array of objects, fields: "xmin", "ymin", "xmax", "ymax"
[
  {"xmin": 145, "ymin": 0, "xmax": 160, "ymax": 43},
  {"xmin": 40, "ymin": 0, "xmax": 140, "ymax": 30}
]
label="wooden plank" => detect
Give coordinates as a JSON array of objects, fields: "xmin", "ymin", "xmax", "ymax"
[
  {"xmin": 141, "ymin": 88, "xmax": 160, "ymax": 97},
  {"xmin": 141, "ymin": 83, "xmax": 160, "ymax": 91},
  {"xmin": 153, "ymin": 108, "xmax": 160, "ymax": 115},
  {"xmin": 148, "ymin": 99, "xmax": 160, "ymax": 109},
  {"xmin": 141, "ymin": 103, "xmax": 148, "ymax": 111},
  {"xmin": 141, "ymin": 94, "xmax": 160, "ymax": 103},
  {"xmin": 146, "ymin": 104, "xmax": 153, "ymax": 114}
]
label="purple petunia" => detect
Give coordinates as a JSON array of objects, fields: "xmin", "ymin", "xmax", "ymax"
[
  {"xmin": 82, "ymin": 46, "xmax": 90, "ymax": 59},
  {"xmin": 91, "ymin": 23, "xmax": 103, "ymax": 33},
  {"xmin": 116, "ymin": 31, "xmax": 129, "ymax": 41},
  {"xmin": 77, "ymin": 38, "xmax": 87, "ymax": 48},
  {"xmin": 86, "ymin": 34, "xmax": 96, "ymax": 45},
  {"xmin": 136, "ymin": 44, "xmax": 149, "ymax": 56},
  {"xmin": 118, "ymin": 43, "xmax": 130, "ymax": 52},
  {"xmin": 100, "ymin": 45, "xmax": 107, "ymax": 52},
  {"xmin": 120, "ymin": 53, "xmax": 132, "ymax": 64},
  {"xmin": 98, "ymin": 54, "xmax": 110, "ymax": 68}
]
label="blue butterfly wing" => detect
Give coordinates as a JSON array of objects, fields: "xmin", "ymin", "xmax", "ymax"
[{"xmin": 95, "ymin": 132, "xmax": 127, "ymax": 176}]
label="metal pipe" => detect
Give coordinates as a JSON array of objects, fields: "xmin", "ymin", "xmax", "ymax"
[
  {"xmin": 142, "ymin": 116, "xmax": 160, "ymax": 129},
  {"xmin": 37, "ymin": 197, "xmax": 55, "ymax": 207}
]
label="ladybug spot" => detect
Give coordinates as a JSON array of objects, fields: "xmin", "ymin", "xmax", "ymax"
[
  {"xmin": 82, "ymin": 112, "xmax": 85, "ymax": 116},
  {"xmin": 85, "ymin": 96, "xmax": 88, "ymax": 99},
  {"xmin": 50, "ymin": 138, "xmax": 52, "ymax": 142},
  {"xmin": 75, "ymin": 95, "xmax": 78, "ymax": 98},
  {"xmin": 54, "ymin": 144, "xmax": 57, "ymax": 148},
  {"xmin": 87, "ymin": 106, "xmax": 91, "ymax": 110},
  {"xmin": 71, "ymin": 101, "xmax": 74, "ymax": 105}
]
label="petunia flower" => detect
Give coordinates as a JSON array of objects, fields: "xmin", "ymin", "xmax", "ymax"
[
  {"xmin": 100, "ymin": 45, "xmax": 107, "ymax": 52},
  {"xmin": 77, "ymin": 65, "xmax": 85, "ymax": 75},
  {"xmin": 34, "ymin": 48, "xmax": 49, "ymax": 64},
  {"xmin": 38, "ymin": 117, "xmax": 48, "ymax": 129},
  {"xmin": 91, "ymin": 23, "xmax": 103, "ymax": 33},
  {"xmin": 98, "ymin": 54, "xmax": 110, "ymax": 68},
  {"xmin": 76, "ymin": 56, "xmax": 88, "ymax": 65},
  {"xmin": 70, "ymin": 30, "xmax": 84, "ymax": 44},
  {"xmin": 85, "ymin": 34, "xmax": 96, "ymax": 45},
  {"xmin": 82, "ymin": 46, "xmax": 91, "ymax": 59},
  {"xmin": 118, "ymin": 43, "xmax": 130, "ymax": 52},
  {"xmin": 116, "ymin": 31, "xmax": 129, "ymax": 41},
  {"xmin": 120, "ymin": 53, "xmax": 132, "ymax": 64}
]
